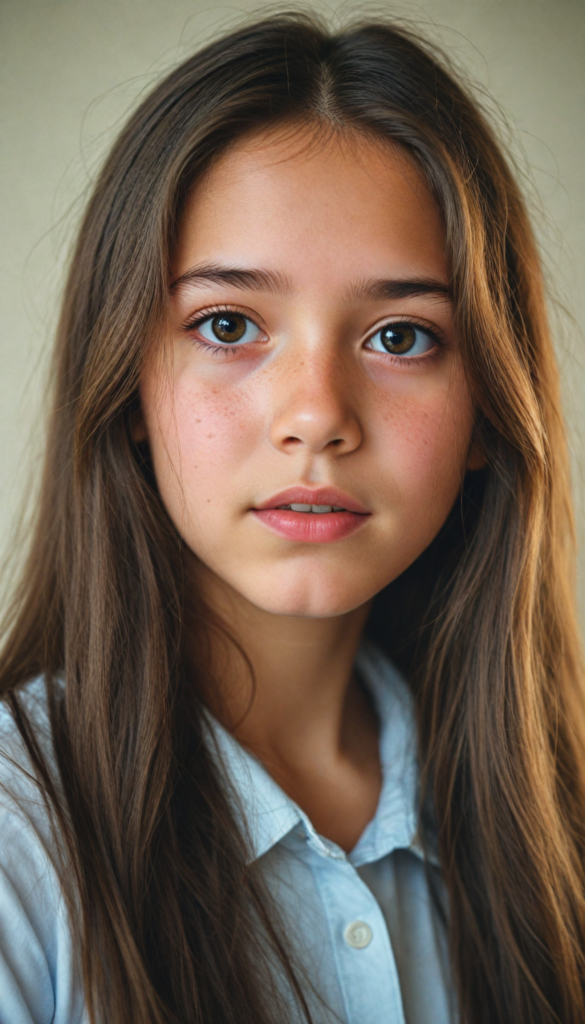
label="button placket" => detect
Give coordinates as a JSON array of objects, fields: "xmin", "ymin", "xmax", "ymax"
[{"xmin": 305, "ymin": 850, "xmax": 406, "ymax": 1024}]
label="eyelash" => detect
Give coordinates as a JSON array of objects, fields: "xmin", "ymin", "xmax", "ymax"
[
  {"xmin": 368, "ymin": 317, "xmax": 444, "ymax": 366},
  {"xmin": 182, "ymin": 305, "xmax": 262, "ymax": 357},
  {"xmin": 181, "ymin": 306, "xmax": 444, "ymax": 362}
]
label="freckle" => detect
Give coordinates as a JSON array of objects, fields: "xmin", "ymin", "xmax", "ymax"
[{"xmin": 195, "ymin": 418, "xmax": 201, "ymax": 423}]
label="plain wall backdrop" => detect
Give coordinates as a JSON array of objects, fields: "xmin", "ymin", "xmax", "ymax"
[{"xmin": 1, "ymin": 0, "xmax": 584, "ymax": 610}]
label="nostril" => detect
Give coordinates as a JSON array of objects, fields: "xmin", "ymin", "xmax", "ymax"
[{"xmin": 284, "ymin": 436, "xmax": 302, "ymax": 445}]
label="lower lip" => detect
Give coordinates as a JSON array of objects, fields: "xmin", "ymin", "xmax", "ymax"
[{"xmin": 252, "ymin": 509, "xmax": 369, "ymax": 543}]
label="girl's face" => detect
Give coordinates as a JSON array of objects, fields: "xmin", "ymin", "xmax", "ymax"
[{"xmin": 140, "ymin": 128, "xmax": 479, "ymax": 617}]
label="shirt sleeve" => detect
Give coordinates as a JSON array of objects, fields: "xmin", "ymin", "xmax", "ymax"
[{"xmin": 0, "ymin": 697, "xmax": 87, "ymax": 1024}]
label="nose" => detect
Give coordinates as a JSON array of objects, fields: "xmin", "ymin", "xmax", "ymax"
[{"xmin": 269, "ymin": 347, "xmax": 362, "ymax": 456}]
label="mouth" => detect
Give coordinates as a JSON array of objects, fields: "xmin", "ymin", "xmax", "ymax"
[
  {"xmin": 253, "ymin": 487, "xmax": 370, "ymax": 515},
  {"xmin": 276, "ymin": 503, "xmax": 348, "ymax": 513},
  {"xmin": 251, "ymin": 487, "xmax": 370, "ymax": 543}
]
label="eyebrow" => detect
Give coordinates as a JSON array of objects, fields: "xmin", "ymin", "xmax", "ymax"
[
  {"xmin": 346, "ymin": 277, "xmax": 452, "ymax": 302},
  {"xmin": 170, "ymin": 261, "xmax": 451, "ymax": 303},
  {"xmin": 170, "ymin": 262, "xmax": 290, "ymax": 295}
]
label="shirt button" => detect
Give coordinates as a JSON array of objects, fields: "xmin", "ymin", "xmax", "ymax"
[{"xmin": 343, "ymin": 920, "xmax": 373, "ymax": 949}]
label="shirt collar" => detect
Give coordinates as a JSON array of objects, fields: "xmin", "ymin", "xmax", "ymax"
[
  {"xmin": 349, "ymin": 640, "xmax": 421, "ymax": 866},
  {"xmin": 204, "ymin": 639, "xmax": 432, "ymax": 867}
]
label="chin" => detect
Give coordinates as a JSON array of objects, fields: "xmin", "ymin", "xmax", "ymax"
[
  {"xmin": 256, "ymin": 598, "xmax": 362, "ymax": 618},
  {"xmin": 246, "ymin": 578, "xmax": 375, "ymax": 619}
]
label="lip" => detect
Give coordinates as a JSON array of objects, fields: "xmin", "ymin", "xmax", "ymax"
[
  {"xmin": 251, "ymin": 486, "xmax": 371, "ymax": 544},
  {"xmin": 253, "ymin": 486, "xmax": 370, "ymax": 515}
]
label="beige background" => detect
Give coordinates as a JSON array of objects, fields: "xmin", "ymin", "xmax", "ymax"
[{"xmin": 1, "ymin": 0, "xmax": 584, "ymax": 609}]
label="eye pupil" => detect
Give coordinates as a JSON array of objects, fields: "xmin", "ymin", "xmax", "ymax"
[
  {"xmin": 212, "ymin": 314, "xmax": 246, "ymax": 343},
  {"xmin": 380, "ymin": 325, "xmax": 416, "ymax": 354}
]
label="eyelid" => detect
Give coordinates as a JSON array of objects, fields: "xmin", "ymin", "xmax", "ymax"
[
  {"xmin": 181, "ymin": 303, "xmax": 266, "ymax": 337},
  {"xmin": 364, "ymin": 314, "xmax": 445, "ymax": 347}
]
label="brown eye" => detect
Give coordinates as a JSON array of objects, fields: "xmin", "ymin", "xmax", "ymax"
[
  {"xmin": 211, "ymin": 314, "xmax": 247, "ymax": 343},
  {"xmin": 367, "ymin": 322, "xmax": 436, "ymax": 358},
  {"xmin": 196, "ymin": 311, "xmax": 263, "ymax": 348},
  {"xmin": 380, "ymin": 324, "xmax": 416, "ymax": 353}
]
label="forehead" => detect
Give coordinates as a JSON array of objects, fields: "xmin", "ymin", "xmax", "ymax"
[{"xmin": 173, "ymin": 127, "xmax": 446, "ymax": 286}]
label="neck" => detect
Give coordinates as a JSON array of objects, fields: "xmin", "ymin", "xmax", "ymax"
[
  {"xmin": 191, "ymin": 562, "xmax": 374, "ymax": 773},
  {"xmin": 189, "ymin": 563, "xmax": 381, "ymax": 851}
]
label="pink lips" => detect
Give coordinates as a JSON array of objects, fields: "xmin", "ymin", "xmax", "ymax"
[{"xmin": 252, "ymin": 487, "xmax": 370, "ymax": 543}]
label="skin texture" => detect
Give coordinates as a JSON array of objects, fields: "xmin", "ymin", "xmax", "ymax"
[{"xmin": 139, "ymin": 127, "xmax": 480, "ymax": 850}]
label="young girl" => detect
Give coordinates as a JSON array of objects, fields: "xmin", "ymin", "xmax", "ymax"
[{"xmin": 1, "ymin": 12, "xmax": 584, "ymax": 1024}]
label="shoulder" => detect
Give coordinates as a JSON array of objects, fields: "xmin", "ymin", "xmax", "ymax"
[
  {"xmin": 0, "ymin": 679, "xmax": 86, "ymax": 1024},
  {"xmin": 0, "ymin": 675, "xmax": 55, "ymax": 783},
  {"xmin": 0, "ymin": 678, "xmax": 61, "ymax": 853}
]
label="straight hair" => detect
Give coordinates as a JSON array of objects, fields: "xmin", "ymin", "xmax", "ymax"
[{"xmin": 2, "ymin": 12, "xmax": 585, "ymax": 1023}]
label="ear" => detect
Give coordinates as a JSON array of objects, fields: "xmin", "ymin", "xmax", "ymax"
[
  {"xmin": 130, "ymin": 405, "xmax": 149, "ymax": 443},
  {"xmin": 466, "ymin": 431, "xmax": 487, "ymax": 472}
]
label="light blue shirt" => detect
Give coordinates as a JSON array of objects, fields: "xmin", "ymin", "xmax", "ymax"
[{"xmin": 0, "ymin": 642, "xmax": 455, "ymax": 1023}]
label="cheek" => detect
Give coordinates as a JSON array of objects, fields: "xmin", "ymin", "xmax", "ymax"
[
  {"xmin": 141, "ymin": 370, "xmax": 260, "ymax": 513},
  {"xmin": 371, "ymin": 369, "xmax": 474, "ymax": 507}
]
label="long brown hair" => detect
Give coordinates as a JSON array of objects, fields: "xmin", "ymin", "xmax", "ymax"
[{"xmin": 2, "ymin": 11, "xmax": 585, "ymax": 1023}]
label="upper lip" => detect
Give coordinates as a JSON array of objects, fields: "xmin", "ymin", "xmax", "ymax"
[{"xmin": 253, "ymin": 486, "xmax": 370, "ymax": 514}]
